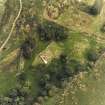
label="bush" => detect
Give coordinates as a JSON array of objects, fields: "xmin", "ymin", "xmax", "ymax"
[
  {"xmin": 89, "ymin": 7, "xmax": 99, "ymax": 15},
  {"xmin": 9, "ymin": 89, "xmax": 18, "ymax": 98},
  {"xmin": 60, "ymin": 53, "xmax": 67, "ymax": 64},
  {"xmin": 37, "ymin": 96, "xmax": 44, "ymax": 103},
  {"xmin": 100, "ymin": 24, "xmax": 105, "ymax": 32},
  {"xmin": 37, "ymin": 20, "xmax": 68, "ymax": 41},
  {"xmin": 74, "ymin": 63, "xmax": 86, "ymax": 74},
  {"xmin": 47, "ymin": 90, "xmax": 54, "ymax": 97},
  {"xmin": 87, "ymin": 50, "xmax": 99, "ymax": 62},
  {"xmin": 21, "ymin": 37, "xmax": 35, "ymax": 59},
  {"xmin": 0, "ymin": 87, "xmax": 31, "ymax": 105},
  {"xmin": 17, "ymin": 72, "xmax": 26, "ymax": 81}
]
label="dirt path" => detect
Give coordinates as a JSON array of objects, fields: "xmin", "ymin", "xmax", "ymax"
[{"xmin": 0, "ymin": 0, "xmax": 22, "ymax": 53}]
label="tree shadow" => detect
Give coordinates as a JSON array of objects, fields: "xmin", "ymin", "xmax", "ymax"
[{"xmin": 78, "ymin": 2, "xmax": 100, "ymax": 16}]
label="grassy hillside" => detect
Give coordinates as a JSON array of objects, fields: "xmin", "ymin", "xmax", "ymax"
[{"xmin": 0, "ymin": 0, "xmax": 105, "ymax": 105}]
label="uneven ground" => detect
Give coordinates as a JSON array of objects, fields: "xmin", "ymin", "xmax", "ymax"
[{"xmin": 0, "ymin": 0, "xmax": 105, "ymax": 105}]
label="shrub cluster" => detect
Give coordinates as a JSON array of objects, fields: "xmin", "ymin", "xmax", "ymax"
[{"xmin": 37, "ymin": 21, "xmax": 68, "ymax": 41}]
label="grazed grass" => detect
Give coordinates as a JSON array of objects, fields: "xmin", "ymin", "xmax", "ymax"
[{"xmin": 0, "ymin": 71, "xmax": 17, "ymax": 95}]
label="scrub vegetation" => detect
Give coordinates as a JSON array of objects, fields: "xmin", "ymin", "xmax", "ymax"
[{"xmin": 0, "ymin": 0, "xmax": 105, "ymax": 105}]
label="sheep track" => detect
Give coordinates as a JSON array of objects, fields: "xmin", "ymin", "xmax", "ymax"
[{"xmin": 0, "ymin": 0, "xmax": 22, "ymax": 53}]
